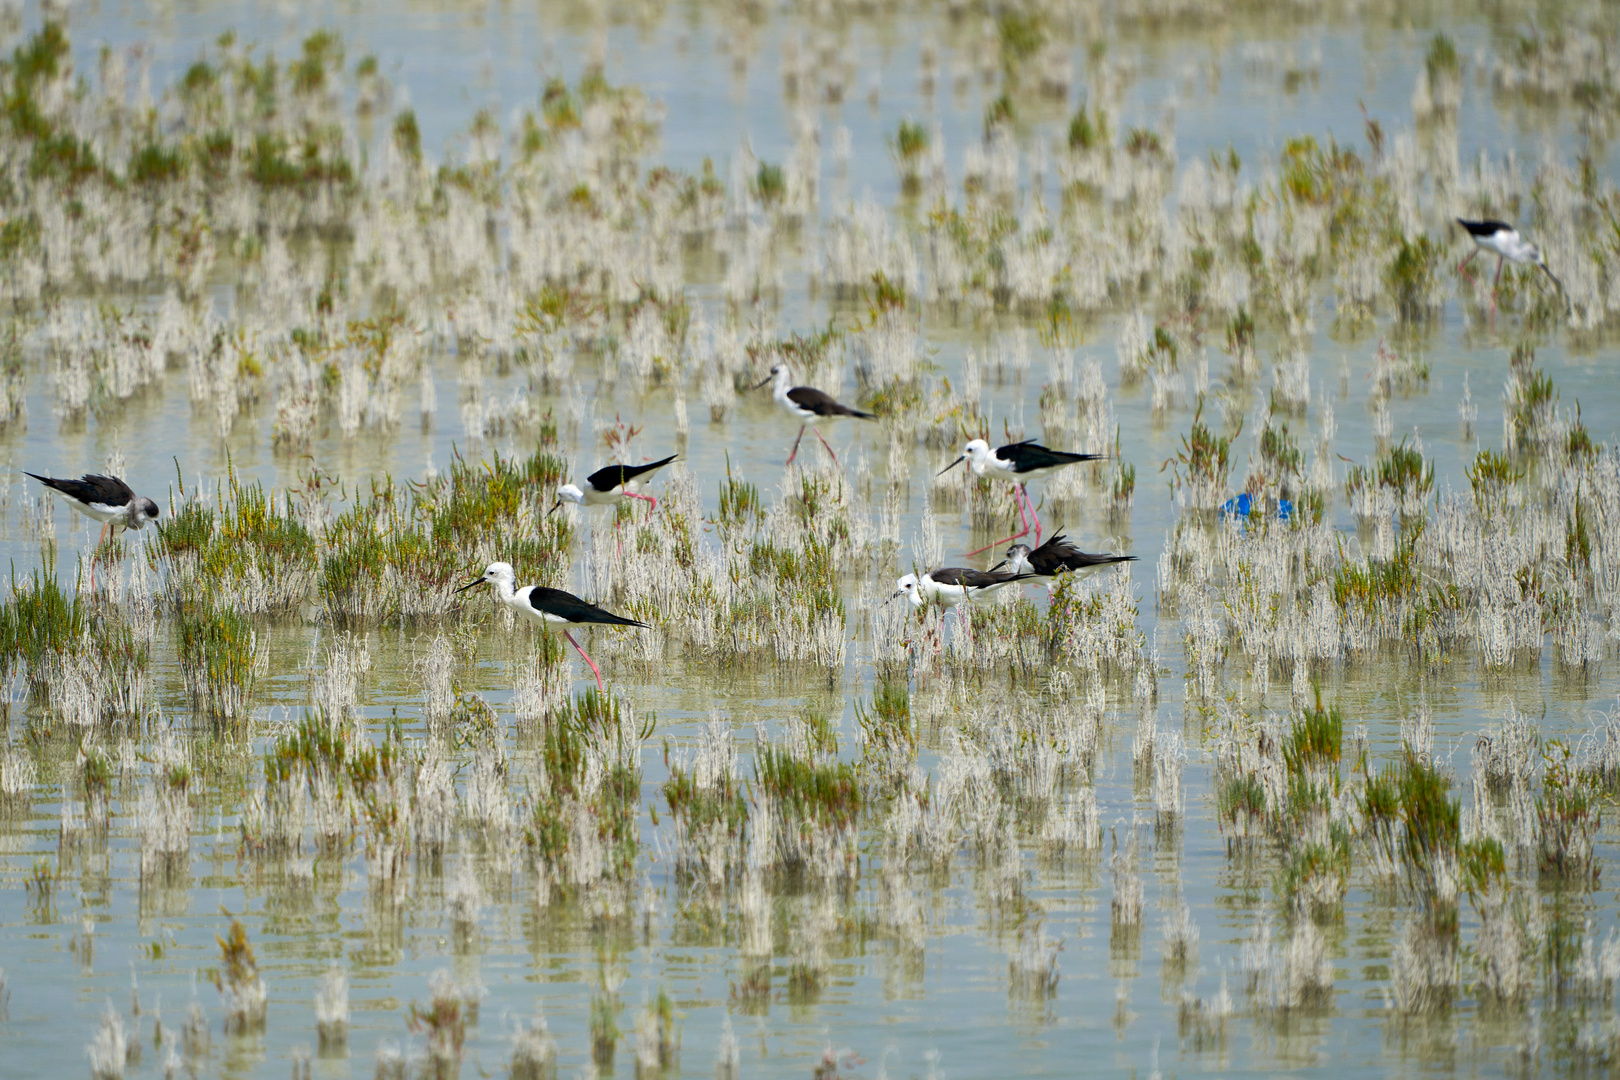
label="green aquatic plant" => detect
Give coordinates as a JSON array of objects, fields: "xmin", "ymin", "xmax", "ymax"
[
  {"xmin": 0, "ymin": 568, "xmax": 85, "ymax": 696},
  {"xmin": 210, "ymin": 920, "xmax": 267, "ymax": 1033},
  {"xmin": 589, "ymin": 990, "xmax": 619, "ymax": 1068},
  {"xmin": 1467, "ymin": 448, "xmax": 1521, "ymax": 513},
  {"xmin": 856, "ymin": 673, "xmax": 915, "ymax": 784},
  {"xmin": 755, "ymin": 746, "xmax": 860, "ymax": 842},
  {"xmin": 176, "ymin": 599, "xmax": 256, "ymax": 723},
  {"xmin": 892, "ymin": 117, "xmax": 929, "ymax": 195},
  {"xmin": 1384, "ymin": 235, "xmax": 1440, "ymax": 319},
  {"xmin": 1067, "ymin": 101, "xmax": 1108, "ymax": 153},
  {"xmin": 154, "ymin": 471, "xmax": 317, "ymax": 613},
  {"xmin": 527, "ymin": 689, "xmax": 651, "ymax": 883},
  {"xmin": 997, "ymin": 10, "xmax": 1044, "ymax": 78},
  {"xmin": 1503, "ymin": 344, "xmax": 1561, "ymax": 455},
  {"xmin": 1537, "ymin": 741, "xmax": 1601, "ymax": 884},
  {"xmin": 409, "ymin": 970, "xmax": 467, "ymax": 1078},
  {"xmin": 717, "ymin": 464, "xmax": 764, "ymax": 530},
  {"xmin": 753, "ymin": 160, "xmax": 785, "ymax": 207},
  {"xmin": 1164, "ymin": 398, "xmax": 1240, "ymax": 509},
  {"xmin": 1425, "ymin": 33, "xmax": 1459, "ymax": 83}
]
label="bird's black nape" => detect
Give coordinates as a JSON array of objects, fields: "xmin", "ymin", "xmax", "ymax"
[{"xmin": 1456, "ymin": 218, "xmax": 1511, "ymax": 237}]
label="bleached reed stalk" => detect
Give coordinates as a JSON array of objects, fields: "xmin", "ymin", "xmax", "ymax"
[
  {"xmin": 1153, "ymin": 731, "xmax": 1186, "ymax": 832},
  {"xmin": 315, "ymin": 966, "xmax": 349, "ymax": 1051},
  {"xmin": 86, "ymin": 1000, "xmax": 128, "ymax": 1080},
  {"xmin": 715, "ymin": 1015, "xmax": 740, "ymax": 1080},
  {"xmin": 509, "ymin": 1010, "xmax": 557, "ymax": 1080},
  {"xmin": 1008, "ymin": 924, "xmax": 1062, "ymax": 999},
  {"xmin": 631, "ymin": 991, "xmax": 679, "ymax": 1077},
  {"xmin": 1110, "ymin": 841, "xmax": 1144, "ymax": 932},
  {"xmin": 1474, "ymin": 891, "xmax": 1540, "ymax": 1006},
  {"xmin": 1162, "ymin": 900, "xmax": 1200, "ymax": 977},
  {"xmin": 1388, "ymin": 919, "xmax": 1457, "ymax": 1014}
]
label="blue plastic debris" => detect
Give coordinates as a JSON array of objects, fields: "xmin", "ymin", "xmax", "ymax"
[{"xmin": 1221, "ymin": 493, "xmax": 1293, "ymax": 520}]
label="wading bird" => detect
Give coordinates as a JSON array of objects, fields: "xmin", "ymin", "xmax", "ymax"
[
  {"xmin": 889, "ymin": 566, "xmax": 1037, "ymax": 610},
  {"xmin": 26, "ymin": 471, "xmax": 161, "ymax": 589},
  {"xmin": 551, "ymin": 454, "xmax": 678, "ymax": 516},
  {"xmin": 755, "ymin": 363, "xmax": 875, "ymax": 467},
  {"xmin": 456, "ymin": 562, "xmax": 647, "ymax": 695},
  {"xmin": 1455, "ymin": 218, "xmax": 1564, "ymax": 305},
  {"xmin": 938, "ymin": 439, "xmax": 1103, "ymax": 556},
  {"xmin": 991, "ymin": 533, "xmax": 1137, "ymax": 580}
]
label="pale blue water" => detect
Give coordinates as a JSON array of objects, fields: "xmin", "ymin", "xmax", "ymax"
[{"xmin": 0, "ymin": 2, "xmax": 1615, "ymax": 1078}]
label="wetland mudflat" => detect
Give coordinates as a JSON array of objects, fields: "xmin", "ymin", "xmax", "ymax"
[{"xmin": 2, "ymin": 2, "xmax": 1620, "ymax": 1077}]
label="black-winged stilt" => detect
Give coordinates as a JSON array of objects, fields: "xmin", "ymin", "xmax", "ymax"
[
  {"xmin": 991, "ymin": 533, "xmax": 1137, "ymax": 579},
  {"xmin": 456, "ymin": 562, "xmax": 647, "ymax": 694},
  {"xmin": 1455, "ymin": 219, "xmax": 1563, "ymax": 302},
  {"xmin": 937, "ymin": 439, "xmax": 1102, "ymax": 556},
  {"xmin": 754, "ymin": 363, "xmax": 875, "ymax": 466},
  {"xmin": 889, "ymin": 566, "xmax": 1037, "ymax": 609},
  {"xmin": 551, "ymin": 454, "xmax": 678, "ymax": 515},
  {"xmin": 25, "ymin": 471, "xmax": 161, "ymax": 544}
]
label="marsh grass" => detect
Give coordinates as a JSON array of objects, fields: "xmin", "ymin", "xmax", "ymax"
[
  {"xmin": 6, "ymin": 8, "xmax": 1620, "ymax": 1077},
  {"xmin": 177, "ymin": 599, "xmax": 257, "ymax": 723},
  {"xmin": 209, "ymin": 920, "xmax": 267, "ymax": 1034}
]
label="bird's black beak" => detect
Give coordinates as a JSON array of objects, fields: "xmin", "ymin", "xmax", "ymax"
[
  {"xmin": 455, "ymin": 577, "xmax": 485, "ymax": 594},
  {"xmin": 937, "ymin": 455, "xmax": 964, "ymax": 476},
  {"xmin": 987, "ymin": 559, "xmax": 1008, "ymax": 573},
  {"xmin": 753, "ymin": 375, "xmax": 773, "ymax": 390},
  {"xmin": 547, "ymin": 499, "xmax": 561, "ymax": 516},
  {"xmin": 884, "ymin": 590, "xmax": 903, "ymax": 606}
]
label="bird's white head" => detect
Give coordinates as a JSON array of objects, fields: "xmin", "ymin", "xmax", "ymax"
[
  {"xmin": 128, "ymin": 497, "xmax": 161, "ymax": 530},
  {"xmin": 937, "ymin": 437, "xmax": 993, "ymax": 478},
  {"xmin": 457, "ymin": 561, "xmax": 516, "ymax": 594},
  {"xmin": 997, "ymin": 543, "xmax": 1034, "ymax": 575},
  {"xmin": 962, "ymin": 439, "xmax": 994, "ymax": 473},
  {"xmin": 889, "ymin": 572, "xmax": 925, "ymax": 608},
  {"xmin": 753, "ymin": 363, "xmax": 791, "ymax": 392},
  {"xmin": 550, "ymin": 484, "xmax": 585, "ymax": 513}
]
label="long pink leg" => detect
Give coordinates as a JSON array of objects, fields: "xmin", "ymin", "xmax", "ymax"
[
  {"xmin": 1457, "ymin": 249, "xmax": 1478, "ymax": 282},
  {"xmin": 786, "ymin": 425, "xmax": 807, "ymax": 466},
  {"xmin": 562, "ymin": 628, "xmax": 606, "ymax": 695},
  {"xmin": 89, "ymin": 522, "xmax": 110, "ymax": 592},
  {"xmin": 1021, "ymin": 484, "xmax": 1043, "ymax": 546},
  {"xmin": 811, "ymin": 425, "xmax": 840, "ymax": 467},
  {"xmin": 625, "ymin": 492, "xmax": 658, "ymax": 513},
  {"xmin": 962, "ymin": 484, "xmax": 1033, "ymax": 557}
]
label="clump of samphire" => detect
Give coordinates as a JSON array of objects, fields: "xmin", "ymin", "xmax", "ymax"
[
  {"xmin": 315, "ymin": 966, "xmax": 348, "ymax": 1052},
  {"xmin": 209, "ymin": 921, "xmax": 266, "ymax": 1033}
]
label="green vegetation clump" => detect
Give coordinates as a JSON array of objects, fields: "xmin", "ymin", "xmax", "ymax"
[
  {"xmin": 177, "ymin": 598, "xmax": 257, "ymax": 723},
  {"xmin": 1067, "ymin": 102, "xmax": 1108, "ymax": 153}
]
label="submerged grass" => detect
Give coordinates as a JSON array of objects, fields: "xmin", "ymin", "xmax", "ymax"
[{"xmin": 8, "ymin": 7, "xmax": 1620, "ymax": 1079}]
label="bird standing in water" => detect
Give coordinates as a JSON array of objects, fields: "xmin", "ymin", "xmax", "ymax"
[
  {"xmin": 456, "ymin": 562, "xmax": 647, "ymax": 694},
  {"xmin": 26, "ymin": 471, "xmax": 161, "ymax": 590},
  {"xmin": 1455, "ymin": 218, "xmax": 1564, "ymax": 308},
  {"xmin": 755, "ymin": 363, "xmax": 875, "ymax": 467}
]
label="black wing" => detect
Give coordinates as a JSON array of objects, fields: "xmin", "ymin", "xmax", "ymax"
[
  {"xmin": 584, "ymin": 453, "xmax": 678, "ymax": 492},
  {"xmin": 996, "ymin": 441, "xmax": 1102, "ymax": 473},
  {"xmin": 25, "ymin": 471, "xmax": 135, "ymax": 507},
  {"xmin": 786, "ymin": 386, "xmax": 875, "ymax": 419},
  {"xmin": 1456, "ymin": 218, "xmax": 1512, "ymax": 237},
  {"xmin": 528, "ymin": 587, "xmax": 648, "ymax": 628},
  {"xmin": 1027, "ymin": 533, "xmax": 1137, "ymax": 575},
  {"xmin": 930, "ymin": 567, "xmax": 1034, "ymax": 589}
]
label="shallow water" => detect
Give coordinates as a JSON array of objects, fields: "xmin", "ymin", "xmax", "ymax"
[{"xmin": 1, "ymin": 1, "xmax": 1619, "ymax": 1078}]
